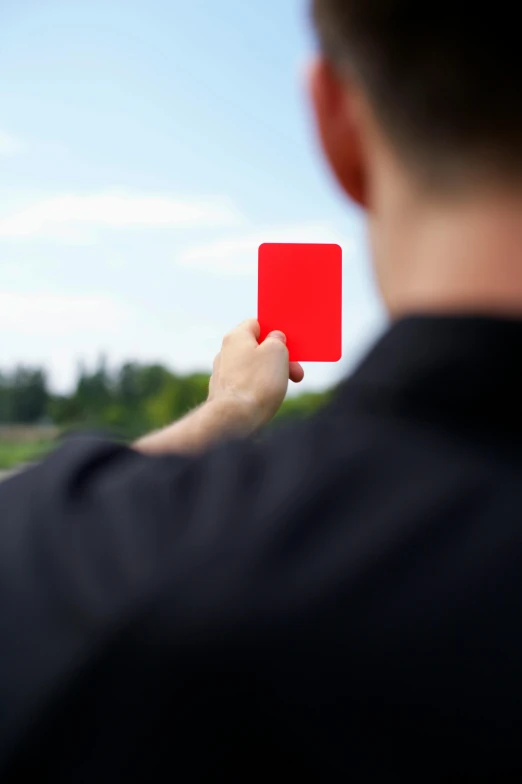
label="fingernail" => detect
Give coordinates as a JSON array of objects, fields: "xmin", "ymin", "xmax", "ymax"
[{"xmin": 267, "ymin": 331, "xmax": 286, "ymax": 344}]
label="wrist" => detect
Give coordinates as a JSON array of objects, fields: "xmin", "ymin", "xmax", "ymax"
[
  {"xmin": 206, "ymin": 390, "xmax": 262, "ymax": 435},
  {"xmin": 135, "ymin": 392, "xmax": 261, "ymax": 456}
]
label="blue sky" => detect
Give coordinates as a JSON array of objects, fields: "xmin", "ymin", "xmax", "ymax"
[{"xmin": 0, "ymin": 0, "xmax": 386, "ymax": 394}]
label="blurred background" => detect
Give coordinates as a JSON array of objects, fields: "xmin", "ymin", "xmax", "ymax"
[{"xmin": 0, "ymin": 0, "xmax": 385, "ymax": 473}]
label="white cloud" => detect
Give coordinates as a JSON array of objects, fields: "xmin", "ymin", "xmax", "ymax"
[
  {"xmin": 0, "ymin": 305, "xmax": 223, "ymax": 393},
  {"xmin": 0, "ymin": 131, "xmax": 22, "ymax": 157},
  {"xmin": 179, "ymin": 223, "xmax": 355, "ymax": 275},
  {"xmin": 0, "ymin": 291, "xmax": 129, "ymax": 336},
  {"xmin": 0, "ymin": 192, "xmax": 243, "ymax": 240}
]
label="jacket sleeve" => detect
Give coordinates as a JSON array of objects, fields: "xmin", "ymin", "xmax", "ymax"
[{"xmin": 0, "ymin": 421, "xmax": 335, "ymax": 773}]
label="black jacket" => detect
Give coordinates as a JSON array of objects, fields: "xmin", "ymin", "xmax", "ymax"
[{"xmin": 2, "ymin": 316, "xmax": 522, "ymax": 781}]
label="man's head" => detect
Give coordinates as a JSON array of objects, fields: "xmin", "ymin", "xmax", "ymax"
[{"xmin": 308, "ymin": 2, "xmax": 522, "ymax": 315}]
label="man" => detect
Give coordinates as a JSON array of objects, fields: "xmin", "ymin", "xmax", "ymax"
[{"xmin": 2, "ymin": 1, "xmax": 522, "ymax": 779}]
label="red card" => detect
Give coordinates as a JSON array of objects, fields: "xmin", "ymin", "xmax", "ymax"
[{"xmin": 258, "ymin": 243, "xmax": 342, "ymax": 362}]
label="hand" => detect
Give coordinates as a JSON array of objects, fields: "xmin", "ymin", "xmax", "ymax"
[
  {"xmin": 135, "ymin": 319, "xmax": 304, "ymax": 455},
  {"xmin": 209, "ymin": 319, "xmax": 305, "ymax": 430}
]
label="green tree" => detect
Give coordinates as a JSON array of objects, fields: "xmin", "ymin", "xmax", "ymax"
[
  {"xmin": 0, "ymin": 367, "xmax": 49, "ymax": 424},
  {"xmin": 1, "ymin": 357, "xmax": 333, "ymax": 438}
]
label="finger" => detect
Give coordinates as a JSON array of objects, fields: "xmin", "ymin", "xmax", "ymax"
[
  {"xmin": 234, "ymin": 318, "xmax": 261, "ymax": 342},
  {"xmin": 221, "ymin": 324, "xmax": 255, "ymax": 351},
  {"xmin": 259, "ymin": 330, "xmax": 288, "ymax": 355},
  {"xmin": 222, "ymin": 319, "xmax": 260, "ymax": 350},
  {"xmin": 264, "ymin": 330, "xmax": 286, "ymax": 345},
  {"xmin": 289, "ymin": 361, "xmax": 305, "ymax": 383}
]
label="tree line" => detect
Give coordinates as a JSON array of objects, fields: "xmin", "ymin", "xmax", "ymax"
[{"xmin": 0, "ymin": 358, "xmax": 331, "ymax": 439}]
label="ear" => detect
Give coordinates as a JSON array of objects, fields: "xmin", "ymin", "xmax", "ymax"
[{"xmin": 307, "ymin": 56, "xmax": 368, "ymax": 208}]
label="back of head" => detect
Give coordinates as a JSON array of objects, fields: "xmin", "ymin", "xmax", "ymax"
[{"xmin": 312, "ymin": 1, "xmax": 522, "ymax": 189}]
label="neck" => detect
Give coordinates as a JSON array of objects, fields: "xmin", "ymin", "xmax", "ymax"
[{"xmin": 372, "ymin": 176, "xmax": 522, "ymax": 320}]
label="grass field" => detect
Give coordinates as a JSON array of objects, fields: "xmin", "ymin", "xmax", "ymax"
[
  {"xmin": 0, "ymin": 427, "xmax": 59, "ymax": 470},
  {"xmin": 0, "ymin": 439, "xmax": 54, "ymax": 470}
]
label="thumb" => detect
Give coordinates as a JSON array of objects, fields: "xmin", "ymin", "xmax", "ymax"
[{"xmin": 265, "ymin": 330, "xmax": 287, "ymax": 345}]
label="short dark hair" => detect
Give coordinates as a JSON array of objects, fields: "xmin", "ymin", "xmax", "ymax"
[{"xmin": 312, "ymin": 1, "xmax": 522, "ymax": 186}]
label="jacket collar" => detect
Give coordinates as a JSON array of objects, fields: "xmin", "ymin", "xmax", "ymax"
[{"xmin": 344, "ymin": 314, "xmax": 522, "ymax": 437}]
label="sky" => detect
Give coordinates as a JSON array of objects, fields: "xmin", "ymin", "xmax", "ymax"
[{"xmin": 0, "ymin": 0, "xmax": 386, "ymax": 394}]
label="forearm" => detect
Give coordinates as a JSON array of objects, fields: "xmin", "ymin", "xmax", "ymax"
[
  {"xmin": 134, "ymin": 395, "xmax": 258, "ymax": 455},
  {"xmin": 135, "ymin": 318, "xmax": 300, "ymax": 455}
]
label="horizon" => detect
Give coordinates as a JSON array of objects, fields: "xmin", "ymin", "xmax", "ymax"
[{"xmin": 0, "ymin": 0, "xmax": 386, "ymax": 396}]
